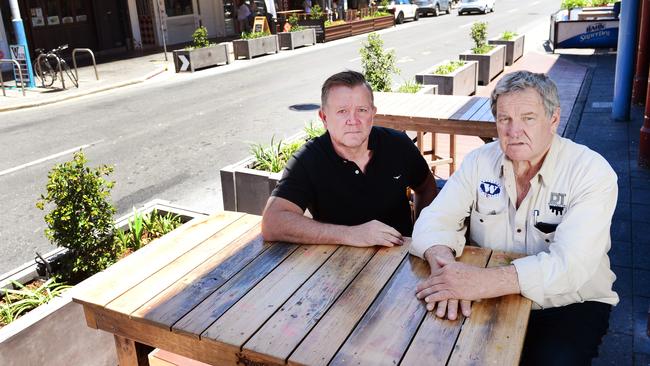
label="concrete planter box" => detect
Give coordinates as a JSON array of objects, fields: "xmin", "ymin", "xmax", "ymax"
[
  {"xmin": 0, "ymin": 200, "xmax": 207, "ymax": 366},
  {"xmin": 459, "ymin": 44, "xmax": 506, "ymax": 86},
  {"xmin": 233, "ymin": 35, "xmax": 279, "ymax": 60},
  {"xmin": 488, "ymin": 34, "xmax": 525, "ymax": 66},
  {"xmin": 415, "ymin": 60, "xmax": 478, "ymax": 96},
  {"xmin": 278, "ymin": 29, "xmax": 317, "ymax": 50},
  {"xmin": 172, "ymin": 43, "xmax": 232, "ymax": 73},
  {"xmin": 220, "ymin": 132, "xmax": 307, "ymax": 215}
]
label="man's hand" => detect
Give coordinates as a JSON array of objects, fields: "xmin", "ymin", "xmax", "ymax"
[
  {"xmin": 416, "ymin": 246, "xmax": 472, "ymax": 320},
  {"xmin": 344, "ymin": 220, "xmax": 404, "ymax": 247}
]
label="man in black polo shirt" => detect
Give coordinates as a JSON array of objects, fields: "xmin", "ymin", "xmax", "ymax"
[{"xmin": 261, "ymin": 71, "xmax": 437, "ymax": 247}]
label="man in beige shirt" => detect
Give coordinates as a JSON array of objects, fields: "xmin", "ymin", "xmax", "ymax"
[{"xmin": 411, "ymin": 70, "xmax": 618, "ymax": 365}]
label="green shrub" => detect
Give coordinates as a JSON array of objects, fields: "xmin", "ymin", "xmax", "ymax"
[
  {"xmin": 36, "ymin": 151, "xmax": 117, "ymax": 283},
  {"xmin": 241, "ymin": 31, "xmax": 271, "ymax": 39},
  {"xmin": 304, "ymin": 120, "xmax": 326, "ymax": 140},
  {"xmin": 433, "ymin": 60, "xmax": 466, "ymax": 75},
  {"xmin": 288, "ymin": 14, "xmax": 305, "ymax": 31},
  {"xmin": 115, "ymin": 209, "xmax": 183, "ymax": 253},
  {"xmin": 310, "ymin": 4, "xmax": 324, "ymax": 19},
  {"xmin": 470, "ymin": 21, "xmax": 488, "ymax": 50},
  {"xmin": 0, "ymin": 279, "xmax": 71, "ymax": 326},
  {"xmin": 500, "ymin": 30, "xmax": 518, "ymax": 41},
  {"xmin": 191, "ymin": 26, "xmax": 211, "ymax": 48},
  {"xmin": 360, "ymin": 33, "xmax": 399, "ymax": 92},
  {"xmin": 396, "ymin": 80, "xmax": 422, "ymax": 93},
  {"xmin": 324, "ymin": 19, "xmax": 346, "ymax": 27},
  {"xmin": 561, "ymin": 0, "xmax": 588, "ymax": 9},
  {"xmin": 251, "ymin": 121, "xmax": 326, "ymax": 172}
]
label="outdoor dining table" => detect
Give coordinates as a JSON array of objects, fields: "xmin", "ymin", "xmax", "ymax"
[
  {"xmin": 373, "ymin": 93, "xmax": 497, "ymax": 174},
  {"xmin": 73, "ymin": 211, "xmax": 531, "ymax": 366}
]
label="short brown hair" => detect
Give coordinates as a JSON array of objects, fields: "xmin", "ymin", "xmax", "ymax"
[{"xmin": 321, "ymin": 71, "xmax": 374, "ymax": 108}]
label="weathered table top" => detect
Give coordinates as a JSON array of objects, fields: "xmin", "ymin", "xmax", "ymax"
[
  {"xmin": 73, "ymin": 211, "xmax": 531, "ymax": 366},
  {"xmin": 374, "ymin": 93, "xmax": 497, "ymax": 138}
]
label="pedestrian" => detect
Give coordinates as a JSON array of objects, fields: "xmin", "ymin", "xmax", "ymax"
[
  {"xmin": 261, "ymin": 70, "xmax": 437, "ymax": 248},
  {"xmin": 237, "ymin": 0, "xmax": 252, "ymax": 33},
  {"xmin": 411, "ymin": 70, "xmax": 618, "ymax": 365},
  {"xmin": 303, "ymin": 0, "xmax": 312, "ymax": 14}
]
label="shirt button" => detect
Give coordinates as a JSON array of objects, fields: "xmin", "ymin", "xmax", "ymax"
[
  {"xmin": 516, "ymin": 228, "xmax": 522, "ymax": 233},
  {"xmin": 355, "ymin": 170, "xmax": 359, "ymax": 174}
]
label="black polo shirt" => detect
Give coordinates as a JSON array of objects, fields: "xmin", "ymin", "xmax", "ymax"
[{"xmin": 271, "ymin": 126, "xmax": 430, "ymax": 236}]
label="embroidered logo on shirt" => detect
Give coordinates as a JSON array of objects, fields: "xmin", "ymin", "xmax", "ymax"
[
  {"xmin": 479, "ymin": 180, "xmax": 501, "ymax": 197},
  {"xmin": 549, "ymin": 192, "xmax": 566, "ymax": 215},
  {"xmin": 393, "ymin": 175, "xmax": 401, "ymax": 180}
]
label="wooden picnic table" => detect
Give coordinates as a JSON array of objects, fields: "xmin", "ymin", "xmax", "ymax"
[
  {"xmin": 73, "ymin": 211, "xmax": 531, "ymax": 366},
  {"xmin": 373, "ymin": 93, "xmax": 496, "ymax": 174}
]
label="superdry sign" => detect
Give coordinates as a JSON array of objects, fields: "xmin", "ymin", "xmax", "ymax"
[{"xmin": 556, "ymin": 20, "xmax": 619, "ymax": 48}]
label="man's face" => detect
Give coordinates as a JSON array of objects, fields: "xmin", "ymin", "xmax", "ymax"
[
  {"xmin": 319, "ymin": 84, "xmax": 376, "ymax": 151},
  {"xmin": 496, "ymin": 88, "xmax": 559, "ymax": 165}
]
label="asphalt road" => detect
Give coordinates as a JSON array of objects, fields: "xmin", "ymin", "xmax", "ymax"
[{"xmin": 0, "ymin": 0, "xmax": 560, "ymax": 273}]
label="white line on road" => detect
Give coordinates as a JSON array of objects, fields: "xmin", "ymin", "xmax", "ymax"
[
  {"xmin": 460, "ymin": 22, "xmax": 474, "ymax": 28},
  {"xmin": 508, "ymin": 8, "xmax": 519, "ymax": 13},
  {"xmin": 0, "ymin": 140, "xmax": 103, "ymax": 177},
  {"xmin": 349, "ymin": 56, "xmax": 361, "ymax": 62}
]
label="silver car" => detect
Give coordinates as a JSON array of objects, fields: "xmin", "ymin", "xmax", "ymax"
[{"xmin": 416, "ymin": 0, "xmax": 451, "ymax": 17}]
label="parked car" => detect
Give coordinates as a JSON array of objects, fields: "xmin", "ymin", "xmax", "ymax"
[
  {"xmin": 387, "ymin": 0, "xmax": 420, "ymax": 24},
  {"xmin": 416, "ymin": 0, "xmax": 451, "ymax": 17},
  {"xmin": 458, "ymin": 0, "xmax": 495, "ymax": 15}
]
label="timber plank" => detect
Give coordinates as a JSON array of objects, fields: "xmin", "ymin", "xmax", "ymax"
[
  {"xmin": 458, "ymin": 98, "xmax": 489, "ymax": 121},
  {"xmin": 400, "ymin": 247, "xmax": 492, "ymax": 366},
  {"xmin": 450, "ymin": 96, "xmax": 483, "ymax": 120},
  {"xmin": 172, "ymin": 242, "xmax": 299, "ymax": 337},
  {"xmin": 106, "ymin": 214, "xmax": 262, "ymax": 315},
  {"xmin": 90, "ymin": 306, "xmax": 240, "ymax": 366},
  {"xmin": 448, "ymin": 251, "xmax": 532, "ymax": 366},
  {"xmin": 288, "ymin": 244, "xmax": 409, "ymax": 366},
  {"xmin": 201, "ymin": 244, "xmax": 338, "ymax": 347},
  {"xmin": 241, "ymin": 246, "xmax": 377, "ymax": 365},
  {"xmin": 73, "ymin": 211, "xmax": 244, "ymax": 308},
  {"xmin": 328, "ymin": 255, "xmax": 430, "ymax": 366},
  {"xmin": 469, "ymin": 99, "xmax": 493, "ymax": 121},
  {"xmin": 133, "ymin": 225, "xmax": 269, "ymax": 328}
]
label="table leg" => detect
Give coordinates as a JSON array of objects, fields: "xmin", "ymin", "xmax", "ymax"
[
  {"xmin": 114, "ymin": 334, "xmax": 154, "ymax": 366},
  {"xmin": 450, "ymin": 134, "xmax": 456, "ymax": 174}
]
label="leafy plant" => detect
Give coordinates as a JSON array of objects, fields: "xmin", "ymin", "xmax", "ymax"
[
  {"xmin": 190, "ymin": 26, "xmax": 211, "ymax": 49},
  {"xmin": 360, "ymin": 33, "xmax": 399, "ymax": 92},
  {"xmin": 470, "ymin": 21, "xmax": 490, "ymax": 54},
  {"xmin": 500, "ymin": 30, "xmax": 518, "ymax": 41},
  {"xmin": 115, "ymin": 209, "xmax": 182, "ymax": 254},
  {"xmin": 287, "ymin": 14, "xmax": 304, "ymax": 32},
  {"xmin": 0, "ymin": 279, "xmax": 71, "ymax": 327},
  {"xmin": 250, "ymin": 121, "xmax": 326, "ymax": 172},
  {"xmin": 324, "ymin": 19, "xmax": 346, "ymax": 27},
  {"xmin": 396, "ymin": 80, "xmax": 422, "ymax": 93},
  {"xmin": 379, "ymin": 0, "xmax": 390, "ymax": 11},
  {"xmin": 561, "ymin": 0, "xmax": 588, "ymax": 9},
  {"xmin": 241, "ymin": 31, "xmax": 271, "ymax": 39},
  {"xmin": 310, "ymin": 4, "xmax": 324, "ymax": 19},
  {"xmin": 433, "ymin": 60, "xmax": 466, "ymax": 75},
  {"xmin": 36, "ymin": 151, "xmax": 117, "ymax": 283},
  {"xmin": 304, "ymin": 120, "xmax": 326, "ymax": 140}
]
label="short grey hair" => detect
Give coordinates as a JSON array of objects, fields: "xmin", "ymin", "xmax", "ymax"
[
  {"xmin": 491, "ymin": 71, "xmax": 560, "ymax": 119},
  {"xmin": 321, "ymin": 70, "xmax": 374, "ymax": 108}
]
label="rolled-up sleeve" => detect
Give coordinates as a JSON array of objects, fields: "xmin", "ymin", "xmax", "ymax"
[
  {"xmin": 411, "ymin": 150, "xmax": 478, "ymax": 258},
  {"xmin": 512, "ymin": 157, "xmax": 618, "ymax": 306}
]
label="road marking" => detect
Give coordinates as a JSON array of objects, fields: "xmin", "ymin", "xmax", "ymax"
[
  {"xmin": 348, "ymin": 56, "xmax": 361, "ymax": 62},
  {"xmin": 460, "ymin": 22, "xmax": 474, "ymax": 28},
  {"xmin": 421, "ymin": 50, "xmax": 432, "ymax": 55},
  {"xmin": 531, "ymin": 1, "xmax": 540, "ymax": 4},
  {"xmin": 508, "ymin": 8, "xmax": 518, "ymax": 13},
  {"xmin": 397, "ymin": 56, "xmax": 414, "ymax": 63},
  {"xmin": 178, "ymin": 55, "xmax": 190, "ymax": 71},
  {"xmin": 0, "ymin": 140, "xmax": 103, "ymax": 177}
]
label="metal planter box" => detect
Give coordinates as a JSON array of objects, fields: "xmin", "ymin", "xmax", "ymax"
[
  {"xmin": 488, "ymin": 34, "xmax": 525, "ymax": 66},
  {"xmin": 233, "ymin": 35, "xmax": 280, "ymax": 60},
  {"xmin": 415, "ymin": 60, "xmax": 478, "ymax": 96},
  {"xmin": 459, "ymin": 45, "xmax": 506, "ymax": 86},
  {"xmin": 278, "ymin": 29, "xmax": 317, "ymax": 50},
  {"xmin": 173, "ymin": 43, "xmax": 231, "ymax": 73}
]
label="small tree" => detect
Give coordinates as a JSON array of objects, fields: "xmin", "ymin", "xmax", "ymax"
[
  {"xmin": 310, "ymin": 4, "xmax": 324, "ymax": 19},
  {"xmin": 470, "ymin": 21, "xmax": 491, "ymax": 54},
  {"xmin": 36, "ymin": 151, "xmax": 117, "ymax": 283},
  {"xmin": 191, "ymin": 26, "xmax": 211, "ymax": 49},
  {"xmin": 360, "ymin": 33, "xmax": 399, "ymax": 92}
]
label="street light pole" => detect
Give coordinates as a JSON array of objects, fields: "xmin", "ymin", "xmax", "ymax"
[
  {"xmin": 639, "ymin": 64, "xmax": 650, "ymax": 167},
  {"xmin": 612, "ymin": 0, "xmax": 640, "ymax": 120},
  {"xmin": 8, "ymin": 0, "xmax": 35, "ymax": 88}
]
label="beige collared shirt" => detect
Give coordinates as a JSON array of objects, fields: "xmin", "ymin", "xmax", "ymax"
[{"xmin": 411, "ymin": 135, "xmax": 619, "ymax": 309}]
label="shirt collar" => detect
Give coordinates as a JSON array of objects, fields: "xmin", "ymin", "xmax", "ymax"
[{"xmin": 500, "ymin": 134, "xmax": 560, "ymax": 186}]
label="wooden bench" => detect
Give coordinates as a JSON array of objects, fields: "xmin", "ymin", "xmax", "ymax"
[
  {"xmin": 374, "ymin": 93, "xmax": 496, "ymax": 174},
  {"xmin": 73, "ymin": 211, "xmax": 531, "ymax": 366}
]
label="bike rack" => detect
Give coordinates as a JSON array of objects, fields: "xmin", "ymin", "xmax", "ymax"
[
  {"xmin": 72, "ymin": 48, "xmax": 99, "ymax": 82},
  {"xmin": 35, "ymin": 53, "xmax": 66, "ymax": 89},
  {"xmin": 0, "ymin": 59, "xmax": 26, "ymax": 96}
]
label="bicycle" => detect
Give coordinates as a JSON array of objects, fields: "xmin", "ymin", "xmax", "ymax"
[{"xmin": 33, "ymin": 44, "xmax": 78, "ymax": 88}]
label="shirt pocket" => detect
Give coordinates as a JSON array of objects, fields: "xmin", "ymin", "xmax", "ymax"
[
  {"xmin": 528, "ymin": 224, "xmax": 556, "ymax": 255},
  {"xmin": 470, "ymin": 208, "xmax": 508, "ymax": 249}
]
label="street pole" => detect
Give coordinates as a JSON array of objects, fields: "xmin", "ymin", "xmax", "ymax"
[
  {"xmin": 157, "ymin": 0, "xmax": 168, "ymax": 61},
  {"xmin": 612, "ymin": 0, "xmax": 640, "ymax": 121},
  {"xmin": 639, "ymin": 64, "xmax": 650, "ymax": 167},
  {"xmin": 632, "ymin": 0, "xmax": 650, "ymax": 105},
  {"xmin": 9, "ymin": 0, "xmax": 35, "ymax": 88}
]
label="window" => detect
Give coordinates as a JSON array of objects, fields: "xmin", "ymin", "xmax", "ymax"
[{"xmin": 165, "ymin": 0, "xmax": 194, "ymax": 16}]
